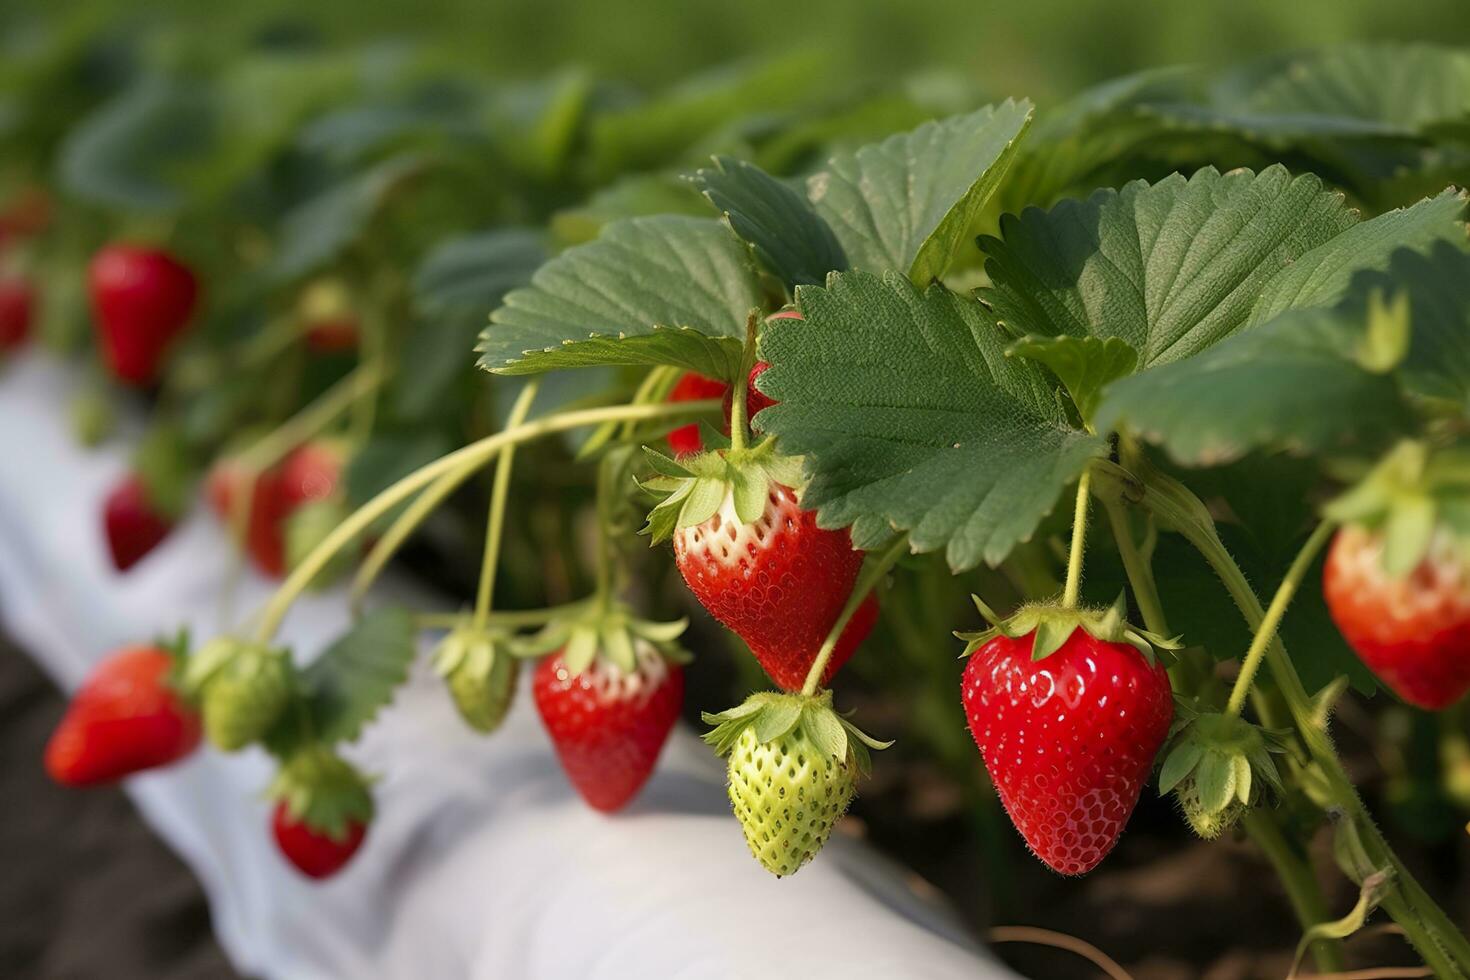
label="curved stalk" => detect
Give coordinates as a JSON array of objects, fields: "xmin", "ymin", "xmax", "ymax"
[
  {"xmin": 799, "ymin": 537, "xmax": 908, "ymax": 696},
  {"xmin": 252, "ymin": 398, "xmax": 721, "ymax": 643},
  {"xmin": 1103, "ymin": 462, "xmax": 1470, "ymax": 977},
  {"xmin": 1102, "ymin": 490, "xmax": 1345, "ymax": 974},
  {"xmin": 1225, "ymin": 521, "xmax": 1336, "ymax": 717},
  {"xmin": 473, "ymin": 381, "xmax": 540, "ymax": 629}
]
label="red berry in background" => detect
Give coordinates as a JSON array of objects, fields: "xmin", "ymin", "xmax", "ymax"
[
  {"xmin": 271, "ymin": 802, "xmax": 367, "ymax": 879},
  {"xmin": 45, "ymin": 645, "xmax": 201, "ymax": 786},
  {"xmin": 673, "ymin": 483, "xmax": 871, "ymax": 690},
  {"xmin": 277, "ymin": 442, "xmax": 344, "ymax": 510},
  {"xmin": 666, "ymin": 372, "xmax": 727, "ymax": 456},
  {"xmin": 0, "ymin": 185, "xmax": 52, "ymax": 241},
  {"xmin": 208, "ymin": 459, "xmax": 291, "ymax": 577},
  {"xmin": 1323, "ymin": 525, "xmax": 1470, "ymax": 710},
  {"xmin": 103, "ymin": 475, "xmax": 174, "ymax": 572},
  {"xmin": 962, "ymin": 628, "xmax": 1173, "ymax": 876},
  {"xmin": 533, "ymin": 645, "xmax": 683, "ymax": 812},
  {"xmin": 305, "ymin": 317, "xmax": 359, "ymax": 354},
  {"xmin": 88, "ymin": 244, "xmax": 199, "ymax": 386},
  {"xmin": 721, "ymin": 360, "xmax": 777, "ymax": 433},
  {"xmin": 0, "ymin": 275, "xmax": 33, "ymax": 352}
]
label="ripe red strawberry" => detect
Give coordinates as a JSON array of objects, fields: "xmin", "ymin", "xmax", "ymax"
[
  {"xmin": 208, "ymin": 459, "xmax": 290, "ymax": 576},
  {"xmin": 666, "ymin": 372, "xmax": 728, "ymax": 456},
  {"xmin": 0, "ymin": 275, "xmax": 34, "ymax": 352},
  {"xmin": 962, "ymin": 627, "xmax": 1173, "ymax": 875},
  {"xmin": 88, "ymin": 244, "xmax": 199, "ymax": 385},
  {"xmin": 533, "ymin": 643, "xmax": 683, "ymax": 812},
  {"xmin": 272, "ymin": 802, "xmax": 367, "ymax": 879},
  {"xmin": 1323, "ymin": 525, "xmax": 1470, "ymax": 710},
  {"xmin": 672, "ymin": 483, "xmax": 871, "ymax": 690},
  {"xmin": 103, "ymin": 475, "xmax": 174, "ymax": 571},
  {"xmin": 45, "ymin": 645, "xmax": 201, "ymax": 786}
]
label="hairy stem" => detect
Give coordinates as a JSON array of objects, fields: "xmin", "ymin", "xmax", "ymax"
[
  {"xmin": 1106, "ymin": 462, "xmax": 1470, "ymax": 976},
  {"xmin": 800, "ymin": 537, "xmax": 907, "ymax": 697},
  {"xmin": 252, "ymin": 398, "xmax": 721, "ymax": 643},
  {"xmin": 1062, "ymin": 469, "xmax": 1092, "ymax": 608},
  {"xmin": 1225, "ymin": 520, "xmax": 1336, "ymax": 717},
  {"xmin": 473, "ymin": 381, "xmax": 540, "ymax": 629}
]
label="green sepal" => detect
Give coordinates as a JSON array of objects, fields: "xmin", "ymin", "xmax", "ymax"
[
  {"xmin": 1354, "ymin": 289, "xmax": 1411, "ymax": 374},
  {"xmin": 701, "ymin": 690, "xmax": 890, "ymax": 775},
  {"xmin": 510, "ymin": 600, "xmax": 691, "ymax": 675},
  {"xmin": 637, "ymin": 438, "xmax": 803, "ymax": 544},
  {"xmin": 955, "ymin": 593, "xmax": 1181, "ymax": 667},
  {"xmin": 1324, "ymin": 440, "xmax": 1470, "ymax": 576},
  {"xmin": 266, "ymin": 746, "xmax": 375, "ymax": 842},
  {"xmin": 1157, "ymin": 710, "xmax": 1288, "ymax": 839}
]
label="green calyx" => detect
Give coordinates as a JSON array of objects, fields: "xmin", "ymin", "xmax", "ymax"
[
  {"xmin": 431, "ymin": 623, "xmax": 520, "ymax": 734},
  {"xmin": 1325, "ymin": 439, "xmax": 1470, "ymax": 576},
  {"xmin": 184, "ymin": 637, "xmax": 295, "ymax": 752},
  {"xmin": 702, "ymin": 690, "xmax": 892, "ymax": 773},
  {"xmin": 1158, "ymin": 707, "xmax": 1288, "ymax": 840},
  {"xmin": 513, "ymin": 600, "xmax": 691, "ymax": 676},
  {"xmin": 955, "ymin": 592, "xmax": 1182, "ymax": 666},
  {"xmin": 703, "ymin": 691, "xmax": 890, "ymax": 878},
  {"xmin": 637, "ymin": 439, "xmax": 805, "ymax": 545},
  {"xmin": 267, "ymin": 746, "xmax": 374, "ymax": 840}
]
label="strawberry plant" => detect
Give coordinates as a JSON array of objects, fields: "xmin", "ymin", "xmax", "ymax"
[{"xmin": 10, "ymin": 18, "xmax": 1470, "ymax": 975}]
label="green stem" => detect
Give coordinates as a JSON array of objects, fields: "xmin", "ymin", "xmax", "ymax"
[
  {"xmin": 240, "ymin": 360, "xmax": 387, "ymax": 473},
  {"xmin": 349, "ymin": 456, "xmax": 479, "ymax": 609},
  {"xmin": 473, "ymin": 381, "xmax": 539, "ymax": 630},
  {"xmin": 1105, "ymin": 462, "xmax": 1470, "ymax": 977},
  {"xmin": 1062, "ymin": 469, "xmax": 1092, "ymax": 608},
  {"xmin": 1103, "ymin": 485, "xmax": 1344, "ymax": 974},
  {"xmin": 728, "ymin": 312, "xmax": 760, "ymax": 454},
  {"xmin": 800, "ymin": 537, "xmax": 908, "ymax": 697},
  {"xmin": 252, "ymin": 398, "xmax": 721, "ymax": 643},
  {"xmin": 1225, "ymin": 520, "xmax": 1336, "ymax": 718}
]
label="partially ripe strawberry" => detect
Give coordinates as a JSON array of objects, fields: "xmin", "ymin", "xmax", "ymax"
[
  {"xmin": 533, "ymin": 642, "xmax": 683, "ymax": 812},
  {"xmin": 268, "ymin": 748, "xmax": 373, "ymax": 880},
  {"xmin": 88, "ymin": 244, "xmax": 198, "ymax": 385},
  {"xmin": 962, "ymin": 627, "xmax": 1173, "ymax": 875},
  {"xmin": 272, "ymin": 803, "xmax": 367, "ymax": 879},
  {"xmin": 673, "ymin": 484, "xmax": 870, "ymax": 690},
  {"xmin": 1323, "ymin": 525, "xmax": 1470, "ymax": 710},
  {"xmin": 277, "ymin": 441, "xmax": 344, "ymax": 511},
  {"xmin": 0, "ymin": 275, "xmax": 34, "ymax": 352},
  {"xmin": 45, "ymin": 645, "xmax": 201, "ymax": 786},
  {"xmin": 103, "ymin": 475, "xmax": 174, "ymax": 571},
  {"xmin": 297, "ymin": 278, "xmax": 358, "ymax": 354},
  {"xmin": 666, "ymin": 372, "xmax": 727, "ymax": 456}
]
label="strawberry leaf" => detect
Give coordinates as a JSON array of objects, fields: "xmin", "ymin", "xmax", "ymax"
[
  {"xmin": 808, "ymin": 100, "xmax": 1034, "ymax": 284},
  {"xmin": 1006, "ymin": 335, "xmax": 1138, "ymax": 427},
  {"xmin": 760, "ymin": 270, "xmax": 1106, "ymax": 571},
  {"xmin": 692, "ymin": 156, "xmax": 847, "ymax": 290},
  {"xmin": 301, "ymin": 607, "xmax": 416, "ymax": 744},
  {"xmin": 479, "ymin": 215, "xmax": 760, "ymax": 377}
]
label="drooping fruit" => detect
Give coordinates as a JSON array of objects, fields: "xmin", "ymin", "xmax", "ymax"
[
  {"xmin": 532, "ymin": 641, "xmax": 683, "ymax": 812},
  {"xmin": 268, "ymin": 748, "xmax": 373, "ymax": 880},
  {"xmin": 703, "ymin": 691, "xmax": 887, "ymax": 877},
  {"xmin": 433, "ymin": 625, "xmax": 519, "ymax": 734},
  {"xmin": 961, "ymin": 622, "xmax": 1174, "ymax": 875},
  {"xmin": 45, "ymin": 645, "xmax": 201, "ymax": 786},
  {"xmin": 1323, "ymin": 524, "xmax": 1470, "ymax": 710},
  {"xmin": 88, "ymin": 244, "xmax": 199, "ymax": 386},
  {"xmin": 183, "ymin": 638, "xmax": 294, "ymax": 752}
]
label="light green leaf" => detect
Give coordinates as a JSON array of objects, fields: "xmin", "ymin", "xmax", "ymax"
[
  {"xmin": 760, "ymin": 270, "xmax": 1106, "ymax": 571},
  {"xmin": 807, "ymin": 100, "xmax": 1034, "ymax": 285},
  {"xmin": 479, "ymin": 215, "xmax": 760, "ymax": 376},
  {"xmin": 1249, "ymin": 189, "xmax": 1467, "ymax": 321},
  {"xmin": 980, "ymin": 166, "xmax": 1359, "ymax": 369},
  {"xmin": 301, "ymin": 607, "xmax": 417, "ymax": 743},
  {"xmin": 693, "ymin": 155, "xmax": 847, "ymax": 290}
]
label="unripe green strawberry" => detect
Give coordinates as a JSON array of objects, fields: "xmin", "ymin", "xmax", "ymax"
[
  {"xmin": 1157, "ymin": 710, "xmax": 1285, "ymax": 841},
  {"xmin": 704, "ymin": 691, "xmax": 888, "ymax": 878},
  {"xmin": 185, "ymin": 638, "xmax": 294, "ymax": 751},
  {"xmin": 433, "ymin": 626, "xmax": 518, "ymax": 734}
]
